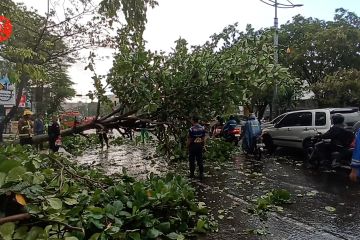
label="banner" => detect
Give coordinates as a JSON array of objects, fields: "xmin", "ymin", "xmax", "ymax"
[
  {"xmin": 0, "ymin": 75, "xmax": 15, "ymax": 106},
  {"xmin": 19, "ymin": 95, "xmax": 26, "ymax": 108}
]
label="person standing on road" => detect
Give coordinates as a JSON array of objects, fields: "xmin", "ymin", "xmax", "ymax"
[
  {"xmin": 34, "ymin": 114, "xmax": 45, "ymax": 150},
  {"xmin": 97, "ymin": 127, "xmax": 109, "ymax": 149},
  {"xmin": 140, "ymin": 121, "xmax": 149, "ymax": 144},
  {"xmin": 18, "ymin": 109, "xmax": 34, "ymax": 145},
  {"xmin": 48, "ymin": 115, "xmax": 61, "ymax": 153},
  {"xmin": 241, "ymin": 113, "xmax": 262, "ymax": 154},
  {"xmin": 187, "ymin": 116, "xmax": 206, "ymax": 180}
]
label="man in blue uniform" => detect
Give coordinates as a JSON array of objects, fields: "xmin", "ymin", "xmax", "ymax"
[{"xmin": 187, "ymin": 116, "xmax": 206, "ymax": 180}]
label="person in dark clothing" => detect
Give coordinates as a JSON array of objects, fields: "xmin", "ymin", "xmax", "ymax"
[
  {"xmin": 187, "ymin": 116, "xmax": 206, "ymax": 180},
  {"xmin": 309, "ymin": 114, "xmax": 354, "ymax": 168},
  {"xmin": 48, "ymin": 115, "xmax": 61, "ymax": 152},
  {"xmin": 34, "ymin": 114, "xmax": 45, "ymax": 150},
  {"xmin": 223, "ymin": 115, "xmax": 237, "ymax": 133},
  {"xmin": 97, "ymin": 127, "xmax": 109, "ymax": 148}
]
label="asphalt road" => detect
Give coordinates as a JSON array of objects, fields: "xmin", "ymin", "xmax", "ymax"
[{"xmin": 196, "ymin": 148, "xmax": 360, "ymax": 240}]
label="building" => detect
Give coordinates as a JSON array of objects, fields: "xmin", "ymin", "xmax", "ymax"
[{"xmin": 106, "ymin": 94, "xmax": 119, "ymax": 107}]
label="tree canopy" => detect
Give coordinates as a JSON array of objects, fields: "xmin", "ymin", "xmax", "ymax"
[
  {"xmin": 107, "ymin": 24, "xmax": 298, "ymax": 130},
  {"xmin": 312, "ymin": 69, "xmax": 360, "ymax": 107},
  {"xmin": 279, "ymin": 8, "xmax": 360, "ymax": 90},
  {"xmin": 0, "ymin": 0, "xmax": 157, "ymax": 140}
]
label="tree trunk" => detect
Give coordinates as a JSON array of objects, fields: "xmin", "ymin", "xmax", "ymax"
[
  {"xmin": 11, "ymin": 113, "xmax": 168, "ymax": 145},
  {"xmin": 257, "ymin": 103, "xmax": 268, "ymax": 120}
]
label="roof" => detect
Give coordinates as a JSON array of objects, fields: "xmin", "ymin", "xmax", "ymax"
[{"xmin": 283, "ymin": 107, "xmax": 359, "ymax": 114}]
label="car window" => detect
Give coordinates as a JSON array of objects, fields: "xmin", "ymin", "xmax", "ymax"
[
  {"xmin": 271, "ymin": 114, "xmax": 285, "ymax": 124},
  {"xmin": 315, "ymin": 112, "xmax": 326, "ymax": 126},
  {"xmin": 342, "ymin": 112, "xmax": 360, "ymax": 127},
  {"xmin": 278, "ymin": 112, "xmax": 312, "ymax": 127},
  {"xmin": 327, "ymin": 112, "xmax": 360, "ymax": 128}
]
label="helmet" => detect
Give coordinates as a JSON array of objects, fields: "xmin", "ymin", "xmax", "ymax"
[
  {"xmin": 229, "ymin": 115, "xmax": 235, "ymax": 120},
  {"xmin": 248, "ymin": 113, "xmax": 256, "ymax": 119},
  {"xmin": 332, "ymin": 113, "xmax": 344, "ymax": 125},
  {"xmin": 23, "ymin": 109, "xmax": 33, "ymax": 116}
]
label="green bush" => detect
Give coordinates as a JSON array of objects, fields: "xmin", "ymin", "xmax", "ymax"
[
  {"xmin": 0, "ymin": 146, "xmax": 216, "ymax": 239},
  {"xmin": 62, "ymin": 134, "xmax": 100, "ymax": 155},
  {"xmin": 203, "ymin": 139, "xmax": 236, "ymax": 162}
]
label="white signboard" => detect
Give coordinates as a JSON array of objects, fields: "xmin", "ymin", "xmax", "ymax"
[{"xmin": 0, "ymin": 75, "xmax": 15, "ymax": 106}]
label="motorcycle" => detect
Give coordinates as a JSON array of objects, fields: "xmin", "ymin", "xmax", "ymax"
[
  {"xmin": 306, "ymin": 133, "xmax": 354, "ymax": 169},
  {"xmin": 223, "ymin": 127, "xmax": 241, "ymax": 146},
  {"xmin": 242, "ymin": 134, "xmax": 265, "ymax": 161}
]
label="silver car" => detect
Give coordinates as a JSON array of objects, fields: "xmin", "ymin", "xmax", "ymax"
[{"xmin": 262, "ymin": 108, "xmax": 360, "ymax": 151}]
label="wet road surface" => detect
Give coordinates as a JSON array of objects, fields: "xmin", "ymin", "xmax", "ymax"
[
  {"xmin": 196, "ymin": 148, "xmax": 360, "ymax": 240},
  {"xmin": 75, "ymin": 142, "xmax": 167, "ymax": 178},
  {"xmin": 76, "ymin": 144, "xmax": 360, "ymax": 239}
]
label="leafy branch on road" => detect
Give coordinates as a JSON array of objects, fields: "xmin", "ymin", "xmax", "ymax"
[{"xmin": 0, "ymin": 145, "xmax": 217, "ymax": 240}]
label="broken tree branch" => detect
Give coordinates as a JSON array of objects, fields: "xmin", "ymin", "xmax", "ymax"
[{"xmin": 0, "ymin": 213, "xmax": 30, "ymax": 224}]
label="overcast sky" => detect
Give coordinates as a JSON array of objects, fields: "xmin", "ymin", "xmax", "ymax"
[{"xmin": 14, "ymin": 0, "xmax": 360, "ymax": 101}]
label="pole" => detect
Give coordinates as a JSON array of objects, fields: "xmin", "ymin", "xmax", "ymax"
[{"xmin": 272, "ymin": 0, "xmax": 279, "ymax": 119}]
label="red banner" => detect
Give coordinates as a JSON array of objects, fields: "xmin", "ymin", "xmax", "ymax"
[{"xmin": 19, "ymin": 95, "xmax": 26, "ymax": 107}]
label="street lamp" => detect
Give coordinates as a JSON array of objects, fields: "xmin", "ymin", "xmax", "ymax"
[{"xmin": 260, "ymin": 0, "xmax": 303, "ymax": 119}]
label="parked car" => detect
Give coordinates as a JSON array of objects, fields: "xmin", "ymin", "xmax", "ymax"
[
  {"xmin": 260, "ymin": 113, "xmax": 286, "ymax": 129},
  {"xmin": 262, "ymin": 108, "xmax": 360, "ymax": 153}
]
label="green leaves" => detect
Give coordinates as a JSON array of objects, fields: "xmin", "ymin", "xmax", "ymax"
[
  {"xmin": 249, "ymin": 189, "xmax": 292, "ymax": 221},
  {"xmin": 204, "ymin": 139, "xmax": 236, "ymax": 162},
  {"xmin": 0, "ymin": 146, "xmax": 215, "ymax": 240},
  {"xmin": 0, "ymin": 159, "xmax": 21, "ymax": 173},
  {"xmin": 64, "ymin": 198, "xmax": 79, "ymax": 206},
  {"xmin": 47, "ymin": 198, "xmax": 63, "ymax": 210},
  {"xmin": 166, "ymin": 232, "xmax": 185, "ymax": 240},
  {"xmin": 128, "ymin": 232, "xmax": 141, "ymax": 240},
  {"xmin": 13, "ymin": 226, "xmax": 28, "ymax": 239},
  {"xmin": 0, "ymin": 222, "xmax": 15, "ymax": 240},
  {"xmin": 89, "ymin": 233, "xmax": 101, "ymax": 240},
  {"xmin": 325, "ymin": 206, "xmax": 336, "ymax": 212},
  {"xmin": 6, "ymin": 166, "xmax": 27, "ymax": 182},
  {"xmin": 147, "ymin": 228, "xmax": 161, "ymax": 238}
]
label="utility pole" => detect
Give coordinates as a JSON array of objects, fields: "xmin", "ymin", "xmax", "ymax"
[
  {"xmin": 259, "ymin": 0, "xmax": 303, "ymax": 119},
  {"xmin": 272, "ymin": 0, "xmax": 279, "ymax": 119}
]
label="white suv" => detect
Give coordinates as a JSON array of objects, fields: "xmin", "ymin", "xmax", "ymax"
[{"xmin": 262, "ymin": 108, "xmax": 360, "ymax": 151}]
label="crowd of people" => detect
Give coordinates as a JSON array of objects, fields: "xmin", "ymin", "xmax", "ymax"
[
  {"xmin": 14, "ymin": 109, "xmax": 360, "ymax": 183},
  {"xmin": 17, "ymin": 110, "xmax": 61, "ymax": 152},
  {"xmin": 187, "ymin": 113, "xmax": 360, "ymax": 183}
]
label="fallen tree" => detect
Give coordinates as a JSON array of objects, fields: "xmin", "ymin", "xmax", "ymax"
[{"xmin": 13, "ymin": 108, "xmax": 169, "ymax": 145}]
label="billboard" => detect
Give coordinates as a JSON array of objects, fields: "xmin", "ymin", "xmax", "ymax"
[{"xmin": 0, "ymin": 75, "xmax": 15, "ymax": 106}]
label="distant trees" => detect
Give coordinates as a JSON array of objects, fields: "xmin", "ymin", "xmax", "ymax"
[{"xmin": 279, "ymin": 8, "xmax": 360, "ymax": 107}]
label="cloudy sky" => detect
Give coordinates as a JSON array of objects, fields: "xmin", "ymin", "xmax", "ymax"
[{"xmin": 14, "ymin": 0, "xmax": 360, "ymax": 101}]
